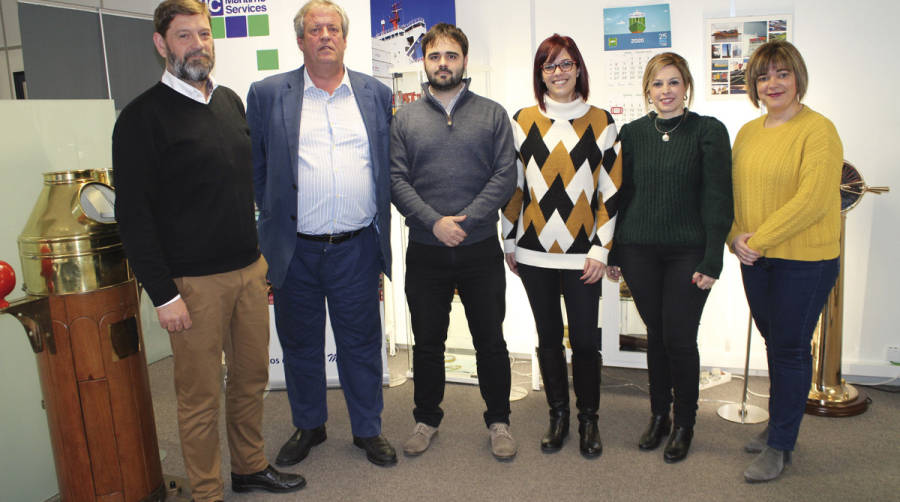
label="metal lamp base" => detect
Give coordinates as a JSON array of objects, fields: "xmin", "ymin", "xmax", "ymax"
[{"xmin": 717, "ymin": 403, "xmax": 769, "ymax": 424}]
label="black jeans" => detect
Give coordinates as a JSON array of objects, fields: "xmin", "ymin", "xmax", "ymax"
[
  {"xmin": 405, "ymin": 237, "xmax": 511, "ymax": 428},
  {"xmin": 617, "ymin": 244, "xmax": 710, "ymax": 428},
  {"xmin": 518, "ymin": 263, "xmax": 601, "ymax": 414}
]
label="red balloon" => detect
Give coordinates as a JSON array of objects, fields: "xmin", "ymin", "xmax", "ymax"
[{"xmin": 0, "ymin": 260, "xmax": 15, "ymax": 309}]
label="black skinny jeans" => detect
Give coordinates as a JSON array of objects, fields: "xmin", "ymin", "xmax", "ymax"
[
  {"xmin": 617, "ymin": 244, "xmax": 710, "ymax": 428},
  {"xmin": 518, "ymin": 263, "xmax": 601, "ymax": 413},
  {"xmin": 405, "ymin": 237, "xmax": 511, "ymax": 428}
]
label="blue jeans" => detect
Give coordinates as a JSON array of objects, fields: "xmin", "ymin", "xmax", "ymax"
[{"xmin": 740, "ymin": 257, "xmax": 839, "ymax": 451}]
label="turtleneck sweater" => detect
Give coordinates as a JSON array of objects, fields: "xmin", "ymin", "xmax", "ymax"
[
  {"xmin": 612, "ymin": 110, "xmax": 733, "ymax": 278},
  {"xmin": 728, "ymin": 105, "xmax": 842, "ymax": 261},
  {"xmin": 502, "ymin": 96, "xmax": 621, "ymax": 269}
]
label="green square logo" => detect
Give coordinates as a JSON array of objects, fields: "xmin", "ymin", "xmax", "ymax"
[
  {"xmin": 608, "ymin": 38, "xmax": 618, "ymax": 48},
  {"xmin": 211, "ymin": 17, "xmax": 226, "ymax": 39},
  {"xmin": 257, "ymin": 49, "xmax": 279, "ymax": 71},
  {"xmin": 248, "ymin": 15, "xmax": 270, "ymax": 37}
]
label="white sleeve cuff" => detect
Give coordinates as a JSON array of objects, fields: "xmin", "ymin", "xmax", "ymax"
[
  {"xmin": 156, "ymin": 294, "xmax": 181, "ymax": 309},
  {"xmin": 587, "ymin": 245, "xmax": 609, "ymax": 264}
]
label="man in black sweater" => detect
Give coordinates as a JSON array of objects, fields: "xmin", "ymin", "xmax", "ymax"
[{"xmin": 112, "ymin": 1, "xmax": 304, "ymax": 500}]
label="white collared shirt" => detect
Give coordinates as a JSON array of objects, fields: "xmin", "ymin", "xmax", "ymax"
[
  {"xmin": 296, "ymin": 67, "xmax": 375, "ymax": 235},
  {"xmin": 160, "ymin": 70, "xmax": 218, "ymax": 104}
]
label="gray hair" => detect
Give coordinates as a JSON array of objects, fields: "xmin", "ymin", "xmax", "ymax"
[{"xmin": 294, "ymin": 0, "xmax": 349, "ymax": 39}]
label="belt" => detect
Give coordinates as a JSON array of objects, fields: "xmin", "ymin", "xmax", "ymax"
[{"xmin": 297, "ymin": 226, "xmax": 366, "ymax": 244}]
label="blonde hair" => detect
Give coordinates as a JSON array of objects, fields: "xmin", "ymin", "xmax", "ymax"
[
  {"xmin": 642, "ymin": 52, "xmax": 694, "ymax": 110},
  {"xmin": 746, "ymin": 40, "xmax": 808, "ymax": 108}
]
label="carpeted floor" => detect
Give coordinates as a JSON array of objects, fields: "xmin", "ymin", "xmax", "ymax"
[{"xmin": 148, "ymin": 353, "xmax": 900, "ymax": 501}]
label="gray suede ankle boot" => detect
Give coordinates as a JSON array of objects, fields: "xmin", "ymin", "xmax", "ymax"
[{"xmin": 744, "ymin": 446, "xmax": 792, "ymax": 483}]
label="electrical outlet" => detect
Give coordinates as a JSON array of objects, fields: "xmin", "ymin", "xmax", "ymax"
[
  {"xmin": 887, "ymin": 345, "xmax": 900, "ymax": 366},
  {"xmin": 699, "ymin": 369, "xmax": 732, "ymax": 390}
]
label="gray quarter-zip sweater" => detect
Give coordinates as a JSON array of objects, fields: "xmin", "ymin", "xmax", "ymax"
[{"xmin": 390, "ymin": 79, "xmax": 517, "ymax": 246}]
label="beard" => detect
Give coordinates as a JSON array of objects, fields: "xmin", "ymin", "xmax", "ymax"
[
  {"xmin": 427, "ymin": 68, "xmax": 464, "ymax": 91},
  {"xmin": 168, "ymin": 46, "xmax": 215, "ymax": 82}
]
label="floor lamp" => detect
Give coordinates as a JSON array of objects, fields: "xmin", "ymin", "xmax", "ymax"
[{"xmin": 718, "ymin": 315, "xmax": 768, "ymax": 424}]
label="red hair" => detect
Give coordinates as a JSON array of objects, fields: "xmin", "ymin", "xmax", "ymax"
[{"xmin": 533, "ymin": 34, "xmax": 590, "ymax": 111}]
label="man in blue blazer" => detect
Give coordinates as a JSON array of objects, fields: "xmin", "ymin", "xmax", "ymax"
[{"xmin": 246, "ymin": 0, "xmax": 395, "ymax": 467}]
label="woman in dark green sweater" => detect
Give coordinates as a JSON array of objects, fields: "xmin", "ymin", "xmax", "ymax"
[{"xmin": 607, "ymin": 52, "xmax": 733, "ymax": 463}]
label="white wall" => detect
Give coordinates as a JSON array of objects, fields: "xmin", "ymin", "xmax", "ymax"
[{"xmin": 0, "ymin": 99, "xmax": 118, "ymax": 502}]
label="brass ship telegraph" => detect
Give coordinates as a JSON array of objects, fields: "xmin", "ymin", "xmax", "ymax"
[{"xmin": 806, "ymin": 160, "xmax": 888, "ymax": 417}]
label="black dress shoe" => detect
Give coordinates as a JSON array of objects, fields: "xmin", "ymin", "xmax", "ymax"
[
  {"xmin": 276, "ymin": 426, "xmax": 326, "ymax": 466},
  {"xmin": 663, "ymin": 426, "xmax": 693, "ymax": 463},
  {"xmin": 231, "ymin": 465, "xmax": 306, "ymax": 493},
  {"xmin": 639, "ymin": 414, "xmax": 671, "ymax": 451},
  {"xmin": 541, "ymin": 412, "xmax": 569, "ymax": 452},
  {"xmin": 578, "ymin": 420, "xmax": 602, "ymax": 458},
  {"xmin": 353, "ymin": 434, "xmax": 398, "ymax": 466}
]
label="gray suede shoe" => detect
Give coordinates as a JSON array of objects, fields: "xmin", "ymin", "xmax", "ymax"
[
  {"xmin": 744, "ymin": 446, "xmax": 792, "ymax": 483},
  {"xmin": 744, "ymin": 425, "xmax": 769, "ymax": 453},
  {"xmin": 489, "ymin": 423, "xmax": 518, "ymax": 460},
  {"xmin": 403, "ymin": 422, "xmax": 438, "ymax": 456}
]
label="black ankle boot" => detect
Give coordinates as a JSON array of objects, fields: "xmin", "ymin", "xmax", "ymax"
[
  {"xmin": 537, "ymin": 347, "xmax": 570, "ymax": 452},
  {"xmin": 578, "ymin": 414, "xmax": 602, "ymax": 458},
  {"xmin": 663, "ymin": 426, "xmax": 693, "ymax": 463},
  {"xmin": 638, "ymin": 414, "xmax": 671, "ymax": 451},
  {"xmin": 541, "ymin": 409, "xmax": 569, "ymax": 452}
]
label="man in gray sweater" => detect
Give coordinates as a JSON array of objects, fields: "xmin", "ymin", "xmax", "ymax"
[{"xmin": 390, "ymin": 23, "xmax": 518, "ymax": 461}]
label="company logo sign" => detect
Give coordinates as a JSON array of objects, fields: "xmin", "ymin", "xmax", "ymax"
[{"xmin": 207, "ymin": 0, "xmax": 270, "ymax": 39}]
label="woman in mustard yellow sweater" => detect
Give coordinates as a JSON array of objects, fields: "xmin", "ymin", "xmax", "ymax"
[{"xmin": 729, "ymin": 40, "xmax": 842, "ymax": 483}]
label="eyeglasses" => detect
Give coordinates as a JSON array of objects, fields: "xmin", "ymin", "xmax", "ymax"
[{"xmin": 541, "ymin": 60, "xmax": 577, "ymax": 74}]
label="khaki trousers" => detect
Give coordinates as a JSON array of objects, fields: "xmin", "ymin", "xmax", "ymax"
[{"xmin": 170, "ymin": 256, "xmax": 270, "ymax": 501}]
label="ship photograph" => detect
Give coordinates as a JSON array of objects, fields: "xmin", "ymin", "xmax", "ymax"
[{"xmin": 370, "ymin": 0, "xmax": 456, "ymax": 88}]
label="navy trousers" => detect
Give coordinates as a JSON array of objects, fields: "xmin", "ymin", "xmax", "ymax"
[
  {"xmin": 273, "ymin": 225, "xmax": 384, "ymax": 438},
  {"xmin": 740, "ymin": 256, "xmax": 839, "ymax": 451}
]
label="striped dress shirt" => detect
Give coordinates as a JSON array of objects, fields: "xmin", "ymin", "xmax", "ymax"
[{"xmin": 297, "ymin": 66, "xmax": 375, "ymax": 235}]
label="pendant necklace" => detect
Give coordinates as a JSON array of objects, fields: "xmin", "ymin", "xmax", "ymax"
[{"xmin": 654, "ymin": 109, "xmax": 687, "ymax": 142}]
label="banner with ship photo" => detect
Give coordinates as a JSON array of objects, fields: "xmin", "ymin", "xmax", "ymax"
[{"xmin": 370, "ymin": 0, "xmax": 456, "ymax": 102}]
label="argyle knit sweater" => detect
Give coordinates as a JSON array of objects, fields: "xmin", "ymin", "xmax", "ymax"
[
  {"xmin": 501, "ymin": 97, "xmax": 622, "ymax": 269},
  {"xmin": 612, "ymin": 111, "xmax": 733, "ymax": 278},
  {"xmin": 728, "ymin": 106, "xmax": 842, "ymax": 261}
]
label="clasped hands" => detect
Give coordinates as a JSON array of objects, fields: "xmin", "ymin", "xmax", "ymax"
[{"xmin": 433, "ymin": 215, "xmax": 468, "ymax": 247}]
